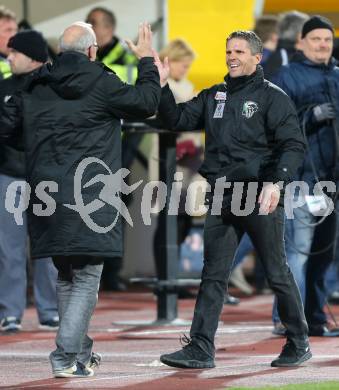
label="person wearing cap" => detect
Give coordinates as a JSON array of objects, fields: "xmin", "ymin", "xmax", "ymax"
[
  {"xmin": 0, "ymin": 30, "xmax": 59, "ymax": 333},
  {"xmin": 271, "ymin": 16, "xmax": 339, "ymax": 337}
]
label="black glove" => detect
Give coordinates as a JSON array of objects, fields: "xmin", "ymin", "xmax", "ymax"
[{"xmin": 313, "ymin": 103, "xmax": 336, "ymax": 122}]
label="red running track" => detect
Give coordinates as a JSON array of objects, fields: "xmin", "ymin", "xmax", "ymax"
[{"xmin": 1, "ymin": 291, "xmax": 339, "ymax": 389}]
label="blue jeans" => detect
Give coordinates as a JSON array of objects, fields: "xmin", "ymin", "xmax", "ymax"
[
  {"xmin": 272, "ymin": 200, "xmax": 337, "ymax": 325},
  {"xmin": 49, "ymin": 257, "xmax": 103, "ymax": 371},
  {"xmin": 0, "ymin": 173, "xmax": 57, "ymax": 323},
  {"xmin": 232, "ymin": 233, "xmax": 254, "ymax": 268},
  {"xmin": 324, "ymin": 232, "xmax": 339, "ymax": 294}
]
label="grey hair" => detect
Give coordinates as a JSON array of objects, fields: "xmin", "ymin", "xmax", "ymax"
[
  {"xmin": 226, "ymin": 30, "xmax": 263, "ymax": 55},
  {"xmin": 59, "ymin": 22, "xmax": 96, "ymax": 54},
  {"xmin": 278, "ymin": 11, "xmax": 309, "ymax": 42}
]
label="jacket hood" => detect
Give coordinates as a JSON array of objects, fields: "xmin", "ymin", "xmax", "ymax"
[{"xmin": 38, "ymin": 51, "xmax": 105, "ymax": 99}]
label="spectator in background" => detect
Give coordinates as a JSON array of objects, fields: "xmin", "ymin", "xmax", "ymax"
[
  {"xmin": 253, "ymin": 15, "xmax": 279, "ymax": 64},
  {"xmin": 0, "ymin": 29, "xmax": 59, "ymax": 333},
  {"xmin": 263, "ymin": 10, "xmax": 309, "ymax": 80},
  {"xmin": 271, "ymin": 15, "xmax": 339, "ymax": 337},
  {"xmin": 0, "ymin": 6, "xmax": 17, "ymax": 79},
  {"xmin": 86, "ymin": 7, "xmax": 137, "ymax": 84}
]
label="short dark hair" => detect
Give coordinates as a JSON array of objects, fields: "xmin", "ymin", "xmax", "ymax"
[
  {"xmin": 86, "ymin": 7, "xmax": 116, "ymax": 28},
  {"xmin": 253, "ymin": 15, "xmax": 278, "ymax": 43},
  {"xmin": 226, "ymin": 30, "xmax": 263, "ymax": 55},
  {"xmin": 0, "ymin": 5, "xmax": 16, "ymax": 21}
]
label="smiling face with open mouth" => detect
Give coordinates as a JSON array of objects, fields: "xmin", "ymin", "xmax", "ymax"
[{"xmin": 226, "ymin": 38, "xmax": 262, "ymax": 78}]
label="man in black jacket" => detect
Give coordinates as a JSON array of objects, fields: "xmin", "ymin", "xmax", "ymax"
[
  {"xmin": 0, "ymin": 21, "xmax": 160, "ymax": 377},
  {"xmin": 0, "ymin": 30, "xmax": 59, "ymax": 333},
  {"xmin": 155, "ymin": 30, "xmax": 311, "ymax": 368}
]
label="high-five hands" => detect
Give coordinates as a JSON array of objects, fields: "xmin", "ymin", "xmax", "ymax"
[
  {"xmin": 126, "ymin": 22, "xmax": 169, "ymax": 87},
  {"xmin": 126, "ymin": 22, "xmax": 153, "ymax": 59},
  {"xmin": 152, "ymin": 49, "xmax": 170, "ymax": 87}
]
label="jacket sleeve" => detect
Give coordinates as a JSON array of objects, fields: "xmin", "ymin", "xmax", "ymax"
[
  {"xmin": 0, "ymin": 93, "xmax": 23, "ymax": 142},
  {"xmin": 104, "ymin": 57, "xmax": 161, "ymax": 119},
  {"xmin": 264, "ymin": 88, "xmax": 305, "ymax": 185},
  {"xmin": 157, "ymin": 84, "xmax": 206, "ymax": 131}
]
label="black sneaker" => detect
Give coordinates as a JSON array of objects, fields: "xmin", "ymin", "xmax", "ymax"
[
  {"xmin": 0, "ymin": 317, "xmax": 22, "ymax": 333},
  {"xmin": 39, "ymin": 316, "xmax": 59, "ymax": 331},
  {"xmin": 160, "ymin": 335, "xmax": 215, "ymax": 369},
  {"xmin": 54, "ymin": 362, "xmax": 94, "ymax": 378},
  {"xmin": 271, "ymin": 340, "xmax": 312, "ymax": 367}
]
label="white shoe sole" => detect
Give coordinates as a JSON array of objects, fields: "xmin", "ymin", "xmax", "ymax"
[
  {"xmin": 38, "ymin": 324, "xmax": 59, "ymax": 331},
  {"xmin": 54, "ymin": 368, "xmax": 94, "ymax": 378}
]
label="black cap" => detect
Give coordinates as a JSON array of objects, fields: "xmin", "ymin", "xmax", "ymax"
[
  {"xmin": 8, "ymin": 30, "xmax": 48, "ymax": 62},
  {"xmin": 301, "ymin": 15, "xmax": 334, "ymax": 39}
]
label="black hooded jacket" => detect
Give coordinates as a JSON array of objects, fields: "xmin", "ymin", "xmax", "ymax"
[
  {"xmin": 158, "ymin": 66, "xmax": 305, "ymax": 189},
  {"xmin": 0, "ymin": 51, "xmax": 160, "ymax": 258}
]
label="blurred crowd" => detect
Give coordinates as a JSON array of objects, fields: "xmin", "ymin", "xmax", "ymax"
[{"xmin": 0, "ymin": 4, "xmax": 339, "ymax": 342}]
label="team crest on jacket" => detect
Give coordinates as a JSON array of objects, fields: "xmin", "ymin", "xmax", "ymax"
[{"xmin": 242, "ymin": 101, "xmax": 258, "ymax": 119}]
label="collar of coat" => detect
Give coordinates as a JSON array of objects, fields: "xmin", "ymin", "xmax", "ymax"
[
  {"xmin": 290, "ymin": 51, "xmax": 337, "ymax": 71},
  {"xmin": 224, "ymin": 65, "xmax": 264, "ymax": 94}
]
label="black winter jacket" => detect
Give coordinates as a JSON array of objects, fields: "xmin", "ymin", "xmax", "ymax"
[
  {"xmin": 0, "ymin": 52, "xmax": 160, "ymax": 258},
  {"xmin": 0, "ymin": 72, "xmax": 36, "ymax": 178},
  {"xmin": 158, "ymin": 66, "xmax": 305, "ymax": 188}
]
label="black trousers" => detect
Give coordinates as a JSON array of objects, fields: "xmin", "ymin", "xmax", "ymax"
[{"xmin": 190, "ymin": 206, "xmax": 309, "ymax": 355}]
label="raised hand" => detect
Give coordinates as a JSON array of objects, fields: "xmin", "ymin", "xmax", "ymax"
[
  {"xmin": 126, "ymin": 22, "xmax": 153, "ymax": 59},
  {"xmin": 152, "ymin": 49, "xmax": 170, "ymax": 87}
]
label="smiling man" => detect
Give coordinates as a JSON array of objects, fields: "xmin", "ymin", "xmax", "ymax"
[{"xmin": 155, "ymin": 30, "xmax": 310, "ymax": 368}]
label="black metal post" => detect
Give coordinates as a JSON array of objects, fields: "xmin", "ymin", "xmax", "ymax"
[{"xmin": 156, "ymin": 132, "xmax": 178, "ymax": 321}]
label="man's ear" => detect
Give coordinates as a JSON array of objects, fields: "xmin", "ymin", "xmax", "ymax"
[
  {"xmin": 255, "ymin": 53, "xmax": 262, "ymax": 64},
  {"xmin": 89, "ymin": 45, "xmax": 96, "ymax": 61}
]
